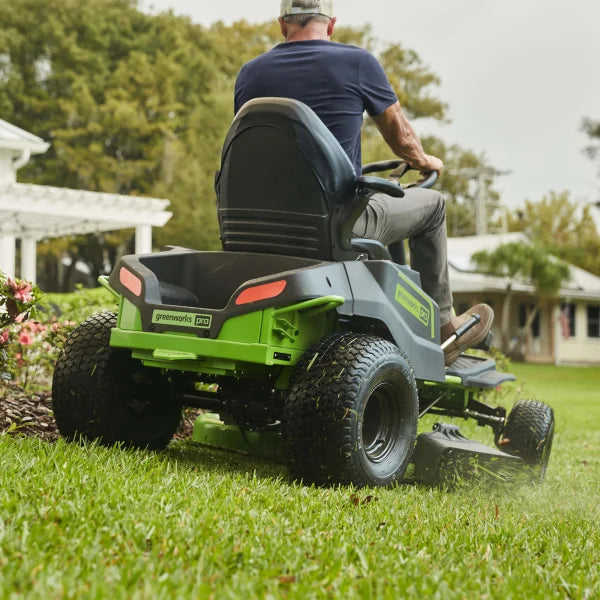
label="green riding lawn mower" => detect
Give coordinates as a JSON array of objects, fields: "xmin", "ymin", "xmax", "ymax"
[{"xmin": 52, "ymin": 98, "xmax": 555, "ymax": 487}]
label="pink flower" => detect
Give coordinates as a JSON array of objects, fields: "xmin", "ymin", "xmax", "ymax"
[
  {"xmin": 0, "ymin": 329, "xmax": 9, "ymax": 345},
  {"xmin": 23, "ymin": 321, "xmax": 45, "ymax": 334},
  {"xmin": 18, "ymin": 332, "xmax": 33, "ymax": 346},
  {"xmin": 51, "ymin": 322, "xmax": 60, "ymax": 333},
  {"xmin": 7, "ymin": 277, "xmax": 33, "ymax": 303}
]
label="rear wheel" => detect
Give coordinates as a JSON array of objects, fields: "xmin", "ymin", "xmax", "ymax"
[
  {"xmin": 282, "ymin": 333, "xmax": 418, "ymax": 487},
  {"xmin": 52, "ymin": 312, "xmax": 181, "ymax": 450},
  {"xmin": 498, "ymin": 399, "xmax": 555, "ymax": 482}
]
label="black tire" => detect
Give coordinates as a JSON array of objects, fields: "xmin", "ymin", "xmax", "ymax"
[
  {"xmin": 499, "ymin": 399, "xmax": 555, "ymax": 482},
  {"xmin": 52, "ymin": 312, "xmax": 181, "ymax": 450},
  {"xmin": 282, "ymin": 332, "xmax": 418, "ymax": 487}
]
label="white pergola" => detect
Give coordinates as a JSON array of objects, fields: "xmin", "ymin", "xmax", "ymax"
[{"xmin": 0, "ymin": 119, "xmax": 172, "ymax": 283}]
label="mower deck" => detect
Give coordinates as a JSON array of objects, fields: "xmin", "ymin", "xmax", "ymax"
[{"xmin": 191, "ymin": 413, "xmax": 523, "ymax": 485}]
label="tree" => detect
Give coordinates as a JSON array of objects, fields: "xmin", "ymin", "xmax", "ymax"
[
  {"xmin": 472, "ymin": 242, "xmax": 570, "ymax": 357},
  {"xmin": 508, "ymin": 191, "xmax": 600, "ymax": 277},
  {"xmin": 0, "ymin": 0, "xmax": 222, "ymax": 289},
  {"xmin": 582, "ymin": 117, "xmax": 600, "ymax": 174}
]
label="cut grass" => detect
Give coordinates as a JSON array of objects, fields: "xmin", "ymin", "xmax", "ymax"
[{"xmin": 1, "ymin": 364, "xmax": 599, "ymax": 599}]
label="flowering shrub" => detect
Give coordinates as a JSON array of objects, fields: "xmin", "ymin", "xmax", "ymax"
[
  {"xmin": 0, "ymin": 274, "xmax": 40, "ymax": 327},
  {"xmin": 0, "ymin": 274, "xmax": 43, "ymax": 383},
  {"xmin": 1, "ymin": 279, "xmax": 117, "ymax": 391},
  {"xmin": 4, "ymin": 317, "xmax": 78, "ymax": 390}
]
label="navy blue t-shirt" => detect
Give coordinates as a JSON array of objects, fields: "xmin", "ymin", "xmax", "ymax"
[{"xmin": 234, "ymin": 40, "xmax": 398, "ymax": 175}]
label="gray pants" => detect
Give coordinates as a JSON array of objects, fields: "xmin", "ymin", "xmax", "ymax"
[{"xmin": 352, "ymin": 188, "xmax": 453, "ymax": 326}]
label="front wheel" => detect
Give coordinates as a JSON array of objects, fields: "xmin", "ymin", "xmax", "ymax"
[
  {"xmin": 498, "ymin": 399, "xmax": 555, "ymax": 482},
  {"xmin": 52, "ymin": 312, "xmax": 181, "ymax": 450},
  {"xmin": 282, "ymin": 333, "xmax": 419, "ymax": 487}
]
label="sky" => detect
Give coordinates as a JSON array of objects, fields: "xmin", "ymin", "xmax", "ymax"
[{"xmin": 142, "ymin": 0, "xmax": 600, "ymax": 210}]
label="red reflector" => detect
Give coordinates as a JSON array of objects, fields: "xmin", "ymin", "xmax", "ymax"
[
  {"xmin": 120, "ymin": 267, "xmax": 142, "ymax": 297},
  {"xmin": 235, "ymin": 280, "xmax": 287, "ymax": 306}
]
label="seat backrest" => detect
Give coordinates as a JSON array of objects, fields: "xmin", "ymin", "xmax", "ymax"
[{"xmin": 216, "ymin": 98, "xmax": 364, "ymax": 261}]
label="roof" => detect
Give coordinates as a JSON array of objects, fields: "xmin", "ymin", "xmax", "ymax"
[
  {"xmin": 448, "ymin": 232, "xmax": 600, "ymax": 301},
  {"xmin": 0, "ymin": 182, "xmax": 172, "ymax": 239},
  {"xmin": 0, "ymin": 120, "xmax": 50, "ymax": 154}
]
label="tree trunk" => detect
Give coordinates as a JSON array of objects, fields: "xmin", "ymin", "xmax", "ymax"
[
  {"xmin": 523, "ymin": 304, "xmax": 540, "ymax": 356},
  {"xmin": 62, "ymin": 252, "xmax": 79, "ymax": 292}
]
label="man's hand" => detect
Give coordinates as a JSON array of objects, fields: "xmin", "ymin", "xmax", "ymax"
[{"xmin": 419, "ymin": 154, "xmax": 444, "ymax": 177}]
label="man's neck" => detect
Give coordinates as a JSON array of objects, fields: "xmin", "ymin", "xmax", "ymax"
[{"xmin": 285, "ymin": 24, "xmax": 330, "ymax": 43}]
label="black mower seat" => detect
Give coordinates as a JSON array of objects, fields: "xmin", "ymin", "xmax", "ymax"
[{"xmin": 216, "ymin": 98, "xmax": 403, "ymax": 262}]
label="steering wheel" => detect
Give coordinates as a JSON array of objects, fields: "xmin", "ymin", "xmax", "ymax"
[{"xmin": 361, "ymin": 159, "xmax": 438, "ymax": 189}]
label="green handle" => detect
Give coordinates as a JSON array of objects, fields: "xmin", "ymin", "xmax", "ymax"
[
  {"xmin": 272, "ymin": 295, "xmax": 345, "ymax": 317},
  {"xmin": 97, "ymin": 276, "xmax": 120, "ymax": 299}
]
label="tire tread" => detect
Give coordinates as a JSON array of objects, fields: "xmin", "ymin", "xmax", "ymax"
[{"xmin": 282, "ymin": 332, "xmax": 417, "ymax": 487}]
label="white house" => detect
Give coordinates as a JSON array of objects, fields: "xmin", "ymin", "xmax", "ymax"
[
  {"xmin": 0, "ymin": 119, "xmax": 172, "ymax": 283},
  {"xmin": 448, "ymin": 232, "xmax": 600, "ymax": 365}
]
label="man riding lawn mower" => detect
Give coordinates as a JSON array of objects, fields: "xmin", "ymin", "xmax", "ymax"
[
  {"xmin": 51, "ymin": 0, "xmax": 555, "ymax": 487},
  {"xmin": 235, "ymin": 0, "xmax": 493, "ymax": 366}
]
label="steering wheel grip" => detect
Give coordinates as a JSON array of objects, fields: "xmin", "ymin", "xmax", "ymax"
[
  {"xmin": 362, "ymin": 160, "xmax": 406, "ymax": 175},
  {"xmin": 410, "ymin": 170, "xmax": 438, "ymax": 189},
  {"xmin": 361, "ymin": 159, "xmax": 438, "ymax": 190},
  {"xmin": 357, "ymin": 175, "xmax": 405, "ymax": 198}
]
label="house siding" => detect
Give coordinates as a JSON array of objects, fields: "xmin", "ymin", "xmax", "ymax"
[
  {"xmin": 557, "ymin": 301, "xmax": 600, "ymax": 365},
  {"xmin": 452, "ymin": 293, "xmax": 600, "ymax": 365}
]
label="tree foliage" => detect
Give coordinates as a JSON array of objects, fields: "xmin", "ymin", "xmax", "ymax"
[
  {"xmin": 1, "ymin": 0, "xmax": 223, "ymax": 289},
  {"xmin": 581, "ymin": 117, "xmax": 600, "ymax": 173},
  {"xmin": 473, "ymin": 242, "xmax": 569, "ymax": 296},
  {"xmin": 508, "ymin": 191, "xmax": 600, "ymax": 276},
  {"xmin": 472, "ymin": 241, "xmax": 570, "ymax": 356}
]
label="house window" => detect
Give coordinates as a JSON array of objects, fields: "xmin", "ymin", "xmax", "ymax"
[
  {"xmin": 519, "ymin": 303, "xmax": 540, "ymax": 337},
  {"xmin": 560, "ymin": 303, "xmax": 576, "ymax": 338},
  {"xmin": 587, "ymin": 306, "xmax": 600, "ymax": 338}
]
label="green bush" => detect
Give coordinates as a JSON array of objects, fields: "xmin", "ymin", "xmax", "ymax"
[{"xmin": 42, "ymin": 286, "xmax": 117, "ymax": 324}]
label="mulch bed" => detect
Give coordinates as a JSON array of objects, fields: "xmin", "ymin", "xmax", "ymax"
[
  {"xmin": 0, "ymin": 383, "xmax": 199, "ymax": 443},
  {"xmin": 1, "ymin": 384, "xmax": 58, "ymax": 442}
]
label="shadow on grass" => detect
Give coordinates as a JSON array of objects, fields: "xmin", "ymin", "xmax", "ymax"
[
  {"xmin": 161, "ymin": 439, "xmax": 289, "ymax": 484},
  {"xmin": 29, "ymin": 433, "xmax": 540, "ymax": 495},
  {"xmin": 160, "ymin": 439, "xmax": 539, "ymax": 495}
]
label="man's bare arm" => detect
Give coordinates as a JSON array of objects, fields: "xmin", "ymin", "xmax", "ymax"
[{"xmin": 372, "ymin": 102, "xmax": 443, "ymax": 175}]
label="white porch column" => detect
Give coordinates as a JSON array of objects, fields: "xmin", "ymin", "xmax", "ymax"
[
  {"xmin": 0, "ymin": 234, "xmax": 16, "ymax": 278},
  {"xmin": 135, "ymin": 225, "xmax": 153, "ymax": 254},
  {"xmin": 21, "ymin": 238, "xmax": 37, "ymax": 284},
  {"xmin": 553, "ymin": 304, "xmax": 561, "ymax": 366}
]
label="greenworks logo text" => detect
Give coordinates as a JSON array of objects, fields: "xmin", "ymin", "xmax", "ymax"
[
  {"xmin": 152, "ymin": 310, "xmax": 212, "ymax": 329},
  {"xmin": 395, "ymin": 285, "xmax": 430, "ymax": 327}
]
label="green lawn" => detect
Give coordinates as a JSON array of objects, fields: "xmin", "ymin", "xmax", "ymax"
[{"xmin": 1, "ymin": 364, "xmax": 598, "ymax": 599}]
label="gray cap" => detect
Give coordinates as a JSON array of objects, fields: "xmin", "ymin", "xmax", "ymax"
[{"xmin": 280, "ymin": 0, "xmax": 334, "ymax": 19}]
